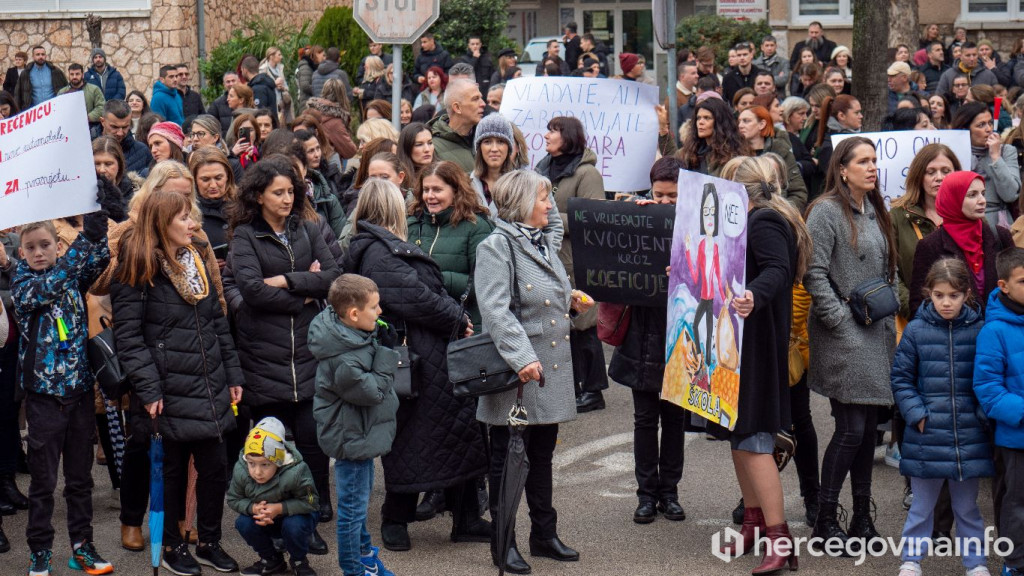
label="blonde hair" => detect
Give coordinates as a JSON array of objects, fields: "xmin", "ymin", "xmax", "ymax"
[
  {"xmin": 130, "ymin": 160, "xmax": 202, "ymax": 228},
  {"xmin": 352, "ymin": 179, "xmax": 408, "ymax": 240},
  {"xmin": 357, "ymin": 118, "xmax": 400, "ymax": 146},
  {"xmin": 719, "ymin": 156, "xmax": 812, "ymax": 281},
  {"xmin": 363, "ymin": 56, "xmax": 386, "ymax": 83}
]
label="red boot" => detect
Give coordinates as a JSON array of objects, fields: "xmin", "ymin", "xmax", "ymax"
[
  {"xmin": 720, "ymin": 507, "xmax": 766, "ymax": 557},
  {"xmin": 752, "ymin": 522, "xmax": 798, "ymax": 574}
]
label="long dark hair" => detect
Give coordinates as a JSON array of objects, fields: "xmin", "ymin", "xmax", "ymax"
[
  {"xmin": 809, "ymin": 136, "xmax": 898, "ymax": 274},
  {"xmin": 410, "ymin": 161, "xmax": 488, "ymax": 225},
  {"xmin": 678, "ymin": 98, "xmax": 749, "ymax": 172},
  {"xmin": 547, "ymin": 116, "xmax": 587, "ymax": 156},
  {"xmin": 228, "ymin": 155, "xmax": 309, "ymax": 231},
  {"xmin": 951, "ymin": 101, "xmax": 990, "ymax": 131},
  {"xmin": 398, "ymin": 122, "xmax": 431, "ymax": 176}
]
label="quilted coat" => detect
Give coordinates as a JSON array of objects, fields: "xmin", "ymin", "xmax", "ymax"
[
  {"xmin": 608, "ymin": 304, "xmax": 667, "ymax": 394},
  {"xmin": 406, "ymin": 207, "xmax": 494, "ymax": 328},
  {"xmin": 225, "ymin": 215, "xmax": 341, "ymax": 406},
  {"xmin": 974, "ymin": 289, "xmax": 1024, "ymax": 450},
  {"xmin": 110, "ymin": 249, "xmax": 244, "ymax": 442},
  {"xmin": 345, "ymin": 221, "xmax": 486, "ymax": 493},
  {"xmin": 892, "ymin": 301, "xmax": 993, "ymax": 480}
]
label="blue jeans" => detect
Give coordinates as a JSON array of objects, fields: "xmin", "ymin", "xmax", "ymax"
[
  {"xmin": 336, "ymin": 459, "xmax": 374, "ymax": 576},
  {"xmin": 901, "ymin": 476, "xmax": 986, "ymax": 568},
  {"xmin": 235, "ymin": 513, "xmax": 315, "ymax": 562}
]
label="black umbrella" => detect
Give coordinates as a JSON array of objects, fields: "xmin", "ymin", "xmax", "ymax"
[{"xmin": 495, "ymin": 374, "xmax": 543, "ymax": 576}]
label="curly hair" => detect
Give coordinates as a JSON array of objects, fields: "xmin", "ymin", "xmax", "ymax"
[
  {"xmin": 228, "ymin": 154, "xmax": 309, "ymax": 230},
  {"xmin": 677, "ymin": 98, "xmax": 749, "ymax": 173}
]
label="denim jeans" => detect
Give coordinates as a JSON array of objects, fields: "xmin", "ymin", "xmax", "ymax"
[
  {"xmin": 235, "ymin": 513, "xmax": 315, "ymax": 562},
  {"xmin": 901, "ymin": 477, "xmax": 986, "ymax": 569},
  {"xmin": 335, "ymin": 458, "xmax": 374, "ymax": 576}
]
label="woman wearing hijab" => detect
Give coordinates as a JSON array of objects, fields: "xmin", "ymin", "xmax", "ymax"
[{"xmin": 910, "ymin": 171, "xmax": 1015, "ymax": 317}]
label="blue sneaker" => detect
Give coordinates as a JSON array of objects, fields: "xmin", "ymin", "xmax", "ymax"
[
  {"xmin": 28, "ymin": 549, "xmax": 52, "ymax": 576},
  {"xmin": 361, "ymin": 546, "xmax": 394, "ymax": 576}
]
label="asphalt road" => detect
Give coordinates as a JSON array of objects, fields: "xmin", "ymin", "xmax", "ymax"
[{"xmin": 0, "ymin": 369, "xmax": 1008, "ymax": 576}]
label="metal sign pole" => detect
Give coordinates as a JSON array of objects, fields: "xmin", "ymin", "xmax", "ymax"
[{"xmin": 392, "ymin": 45, "xmax": 402, "ymax": 130}]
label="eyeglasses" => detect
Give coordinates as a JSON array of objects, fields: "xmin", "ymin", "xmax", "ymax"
[
  {"xmin": 953, "ymin": 83, "xmax": 969, "ymax": 88},
  {"xmin": 189, "ymin": 131, "xmax": 209, "ymax": 140}
]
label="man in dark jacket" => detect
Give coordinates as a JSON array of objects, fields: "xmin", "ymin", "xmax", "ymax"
[
  {"xmin": 2, "ymin": 51, "xmax": 26, "ymax": 95},
  {"xmin": 788, "ymin": 22, "xmax": 838, "ymax": 69},
  {"xmin": 150, "ymin": 64, "xmax": 184, "ymax": 125},
  {"xmin": 240, "ymin": 55, "xmax": 277, "ymax": 114},
  {"xmin": 413, "ymin": 33, "xmax": 454, "ymax": 87},
  {"xmin": 98, "ymin": 99, "xmax": 152, "ymax": 174},
  {"xmin": 722, "ymin": 41, "xmax": 764, "ymax": 102},
  {"xmin": 356, "ymin": 40, "xmax": 393, "ymax": 84},
  {"xmin": 311, "ymin": 47, "xmax": 353, "ymax": 101},
  {"xmin": 206, "ymin": 71, "xmax": 240, "ymax": 135},
  {"xmin": 936, "ymin": 43, "xmax": 1000, "ymax": 98},
  {"xmin": 534, "ymin": 39, "xmax": 570, "ymax": 77},
  {"xmin": 918, "ymin": 41, "xmax": 949, "ymax": 94},
  {"xmin": 176, "ymin": 63, "xmax": 205, "ymax": 120},
  {"xmin": 458, "ymin": 36, "xmax": 495, "ymax": 95},
  {"xmin": 15, "ymin": 46, "xmax": 68, "ymax": 110},
  {"xmin": 84, "ymin": 48, "xmax": 126, "ymax": 102},
  {"xmin": 563, "ymin": 22, "xmax": 582, "ymax": 73},
  {"xmin": 580, "ymin": 34, "xmax": 611, "ymax": 76},
  {"xmin": 752, "ymin": 36, "xmax": 789, "ymax": 101}
]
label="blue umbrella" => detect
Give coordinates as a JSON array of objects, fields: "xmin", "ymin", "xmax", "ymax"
[{"xmin": 149, "ymin": 421, "xmax": 164, "ymax": 576}]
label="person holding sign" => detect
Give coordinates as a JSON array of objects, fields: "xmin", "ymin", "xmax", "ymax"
[
  {"xmin": 712, "ymin": 155, "xmax": 811, "ymax": 573},
  {"xmin": 534, "ymin": 116, "xmax": 609, "ymax": 413},
  {"xmin": 804, "ymin": 137, "xmax": 899, "ymax": 555}
]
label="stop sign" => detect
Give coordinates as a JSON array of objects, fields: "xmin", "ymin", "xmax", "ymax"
[{"xmin": 353, "ymin": 0, "xmax": 442, "ymax": 45}]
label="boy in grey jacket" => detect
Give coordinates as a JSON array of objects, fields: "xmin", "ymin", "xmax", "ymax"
[{"xmin": 309, "ymin": 274, "xmax": 399, "ymax": 576}]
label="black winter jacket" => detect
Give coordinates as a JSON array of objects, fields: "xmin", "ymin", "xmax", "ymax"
[
  {"xmin": 225, "ymin": 215, "xmax": 341, "ymax": 406},
  {"xmin": 346, "ymin": 222, "xmax": 486, "ymax": 492},
  {"xmin": 608, "ymin": 304, "xmax": 668, "ymax": 394},
  {"xmin": 248, "ymin": 73, "xmax": 278, "ymax": 114},
  {"xmin": 207, "ymin": 93, "xmax": 233, "ymax": 135},
  {"xmin": 111, "ymin": 253, "xmax": 244, "ymax": 442}
]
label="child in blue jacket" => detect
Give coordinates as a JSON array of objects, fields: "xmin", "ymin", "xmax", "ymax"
[
  {"xmin": 892, "ymin": 258, "xmax": 992, "ymax": 576},
  {"xmin": 974, "ymin": 247, "xmax": 1024, "ymax": 576}
]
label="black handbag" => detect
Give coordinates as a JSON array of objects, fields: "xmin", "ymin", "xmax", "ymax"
[
  {"xmin": 88, "ymin": 316, "xmax": 130, "ymax": 400},
  {"xmin": 448, "ymin": 234, "xmax": 521, "ymax": 398},
  {"xmin": 830, "ymin": 276, "xmax": 898, "ymax": 326},
  {"xmin": 392, "ymin": 332, "xmax": 418, "ymax": 399}
]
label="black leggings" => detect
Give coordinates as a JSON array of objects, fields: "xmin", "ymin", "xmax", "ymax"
[
  {"xmin": 789, "ymin": 375, "xmax": 820, "ymax": 500},
  {"xmin": 819, "ymin": 399, "xmax": 878, "ymax": 506},
  {"xmin": 693, "ymin": 298, "xmax": 713, "ymax": 366}
]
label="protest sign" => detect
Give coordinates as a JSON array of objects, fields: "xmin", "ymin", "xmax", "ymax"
[
  {"xmin": 567, "ymin": 197, "xmax": 674, "ymax": 306},
  {"xmin": 662, "ymin": 170, "xmax": 748, "ymax": 430},
  {"xmin": 499, "ymin": 76, "xmax": 660, "ymax": 191},
  {"xmin": 832, "ymin": 130, "xmax": 971, "ymax": 205},
  {"xmin": 0, "ymin": 92, "xmax": 99, "ymax": 231}
]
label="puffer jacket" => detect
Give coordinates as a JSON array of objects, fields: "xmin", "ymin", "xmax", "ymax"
[
  {"xmin": 345, "ymin": 221, "xmax": 486, "ymax": 492},
  {"xmin": 311, "ymin": 60, "xmax": 353, "ymax": 102},
  {"xmin": 12, "ymin": 235, "xmax": 109, "ymax": 398},
  {"xmin": 198, "ymin": 196, "xmax": 231, "ymax": 253},
  {"xmin": 608, "ymin": 304, "xmax": 667, "ymax": 393},
  {"xmin": 248, "ymin": 73, "xmax": 278, "ymax": 113},
  {"xmin": 308, "ymin": 168, "xmax": 347, "ymax": 238},
  {"xmin": 225, "ymin": 215, "xmax": 341, "ymax": 406},
  {"xmin": 305, "ymin": 97, "xmax": 357, "ymax": 160},
  {"xmin": 120, "ymin": 130, "xmax": 153, "ymax": 176},
  {"xmin": 428, "ymin": 113, "xmax": 476, "ymax": 174},
  {"xmin": 893, "ymin": 301, "xmax": 992, "ymax": 480},
  {"xmin": 309, "ymin": 307, "xmax": 400, "ymax": 461},
  {"xmin": 974, "ymin": 289, "xmax": 1024, "ymax": 449},
  {"xmin": 207, "ymin": 93, "xmax": 234, "ymax": 135},
  {"xmin": 111, "ymin": 247, "xmax": 243, "ymax": 442},
  {"xmin": 406, "ymin": 207, "xmax": 494, "ymax": 327},
  {"xmin": 295, "ymin": 57, "xmax": 316, "ymax": 112},
  {"xmin": 227, "ymin": 441, "xmax": 319, "ymax": 517},
  {"xmin": 85, "ymin": 64, "xmax": 126, "ymax": 102}
]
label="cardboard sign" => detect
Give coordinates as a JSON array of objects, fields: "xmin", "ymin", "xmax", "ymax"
[
  {"xmin": 567, "ymin": 197, "xmax": 674, "ymax": 306},
  {"xmin": 0, "ymin": 92, "xmax": 99, "ymax": 230},
  {"xmin": 499, "ymin": 76, "xmax": 660, "ymax": 191},
  {"xmin": 662, "ymin": 170, "xmax": 748, "ymax": 431},
  {"xmin": 831, "ymin": 130, "xmax": 972, "ymax": 205}
]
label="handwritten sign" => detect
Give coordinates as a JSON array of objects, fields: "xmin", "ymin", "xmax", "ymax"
[
  {"xmin": 663, "ymin": 170, "xmax": 748, "ymax": 430},
  {"xmin": 567, "ymin": 198, "xmax": 674, "ymax": 306},
  {"xmin": 499, "ymin": 76, "xmax": 660, "ymax": 191},
  {"xmin": 832, "ymin": 130, "xmax": 972, "ymax": 204},
  {"xmin": 0, "ymin": 92, "xmax": 99, "ymax": 230}
]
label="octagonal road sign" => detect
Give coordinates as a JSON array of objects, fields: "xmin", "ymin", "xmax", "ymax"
[{"xmin": 354, "ymin": 0, "xmax": 442, "ymax": 45}]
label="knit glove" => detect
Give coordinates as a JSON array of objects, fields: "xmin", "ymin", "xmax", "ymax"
[
  {"xmin": 96, "ymin": 175, "xmax": 127, "ymax": 223},
  {"xmin": 81, "ymin": 188, "xmax": 109, "ymax": 243},
  {"xmin": 376, "ymin": 320, "xmax": 399, "ymax": 350}
]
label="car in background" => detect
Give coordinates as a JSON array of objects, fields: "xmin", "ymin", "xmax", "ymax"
[{"xmin": 519, "ymin": 36, "xmax": 564, "ymax": 77}]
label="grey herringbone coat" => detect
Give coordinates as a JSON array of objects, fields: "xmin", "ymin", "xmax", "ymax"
[{"xmin": 474, "ymin": 217, "xmax": 577, "ymax": 426}]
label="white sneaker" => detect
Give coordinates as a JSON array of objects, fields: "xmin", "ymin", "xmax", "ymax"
[
  {"xmin": 899, "ymin": 561, "xmax": 922, "ymax": 576},
  {"xmin": 966, "ymin": 566, "xmax": 992, "ymax": 576},
  {"xmin": 885, "ymin": 443, "xmax": 902, "ymax": 467}
]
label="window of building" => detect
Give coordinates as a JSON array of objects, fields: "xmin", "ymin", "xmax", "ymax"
[
  {"xmin": 961, "ymin": 0, "xmax": 1024, "ymax": 18},
  {"xmin": 791, "ymin": 0, "xmax": 853, "ymax": 23},
  {"xmin": 0, "ymin": 0, "xmax": 149, "ymax": 14}
]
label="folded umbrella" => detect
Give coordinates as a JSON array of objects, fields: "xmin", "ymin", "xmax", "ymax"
[
  {"xmin": 149, "ymin": 420, "xmax": 164, "ymax": 576},
  {"xmin": 495, "ymin": 374, "xmax": 542, "ymax": 576}
]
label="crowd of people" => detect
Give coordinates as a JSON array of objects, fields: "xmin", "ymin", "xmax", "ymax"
[{"xmin": 2, "ymin": 17, "xmax": 1024, "ymax": 576}]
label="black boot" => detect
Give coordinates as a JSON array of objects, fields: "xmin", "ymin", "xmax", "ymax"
[
  {"xmin": 803, "ymin": 494, "xmax": 819, "ymax": 527},
  {"xmin": 0, "ymin": 522, "xmax": 9, "ymax": 553},
  {"xmin": 491, "ymin": 539, "xmax": 531, "ymax": 574},
  {"xmin": 415, "ymin": 490, "xmax": 446, "ymax": 521},
  {"xmin": 847, "ymin": 497, "xmax": 883, "ymax": 554},
  {"xmin": 0, "ymin": 475, "xmax": 27, "ymax": 511},
  {"xmin": 731, "ymin": 498, "xmax": 744, "ymax": 525},
  {"xmin": 810, "ymin": 501, "xmax": 851, "ymax": 557},
  {"xmin": 381, "ymin": 522, "xmax": 411, "ymax": 552}
]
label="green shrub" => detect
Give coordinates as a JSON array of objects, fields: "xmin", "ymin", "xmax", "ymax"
[
  {"xmin": 675, "ymin": 14, "xmax": 771, "ymax": 68},
  {"xmin": 199, "ymin": 18, "xmax": 312, "ymax": 104},
  {"xmin": 431, "ymin": 0, "xmax": 516, "ymax": 56},
  {"xmin": 309, "ymin": 7, "xmax": 370, "ymax": 83}
]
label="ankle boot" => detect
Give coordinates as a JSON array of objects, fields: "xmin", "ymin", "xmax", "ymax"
[
  {"xmin": 720, "ymin": 506, "xmax": 765, "ymax": 557},
  {"xmin": 847, "ymin": 497, "xmax": 882, "ymax": 553},
  {"xmin": 0, "ymin": 475, "xmax": 27, "ymax": 510},
  {"xmin": 810, "ymin": 501, "xmax": 851, "ymax": 557},
  {"xmin": 752, "ymin": 522, "xmax": 797, "ymax": 574}
]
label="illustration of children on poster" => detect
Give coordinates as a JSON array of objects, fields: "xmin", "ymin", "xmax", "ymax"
[{"xmin": 662, "ymin": 172, "xmax": 748, "ymax": 430}]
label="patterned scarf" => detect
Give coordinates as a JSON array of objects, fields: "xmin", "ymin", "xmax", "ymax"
[
  {"xmin": 514, "ymin": 223, "xmax": 547, "ymax": 261},
  {"xmin": 156, "ymin": 245, "xmax": 210, "ymax": 305}
]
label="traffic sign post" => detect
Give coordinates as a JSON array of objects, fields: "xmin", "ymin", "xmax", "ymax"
[{"xmin": 353, "ymin": 0, "xmax": 442, "ymax": 129}]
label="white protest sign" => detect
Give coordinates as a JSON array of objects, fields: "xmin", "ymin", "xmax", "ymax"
[
  {"xmin": 0, "ymin": 92, "xmax": 99, "ymax": 231},
  {"xmin": 499, "ymin": 76, "xmax": 660, "ymax": 191},
  {"xmin": 832, "ymin": 130, "xmax": 972, "ymax": 205}
]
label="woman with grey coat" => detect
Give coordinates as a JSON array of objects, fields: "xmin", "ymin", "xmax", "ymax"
[
  {"xmin": 475, "ymin": 170, "xmax": 592, "ymax": 575},
  {"xmin": 803, "ymin": 136, "xmax": 898, "ymax": 555}
]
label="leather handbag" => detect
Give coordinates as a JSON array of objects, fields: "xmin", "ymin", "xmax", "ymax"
[
  {"xmin": 830, "ymin": 276, "xmax": 898, "ymax": 326},
  {"xmin": 88, "ymin": 316, "xmax": 130, "ymax": 400},
  {"xmin": 597, "ymin": 303, "xmax": 631, "ymax": 346},
  {"xmin": 448, "ymin": 234, "xmax": 522, "ymax": 398},
  {"xmin": 392, "ymin": 334, "xmax": 418, "ymax": 399}
]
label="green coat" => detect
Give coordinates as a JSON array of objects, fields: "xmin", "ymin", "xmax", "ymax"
[
  {"xmin": 407, "ymin": 207, "xmax": 494, "ymax": 327},
  {"xmin": 58, "ymin": 83, "xmax": 105, "ymax": 123},
  {"xmin": 890, "ymin": 204, "xmax": 938, "ymax": 317},
  {"xmin": 428, "ymin": 114, "xmax": 476, "ymax": 174},
  {"xmin": 226, "ymin": 442, "xmax": 319, "ymax": 517},
  {"xmin": 309, "ymin": 307, "xmax": 400, "ymax": 462},
  {"xmin": 309, "ymin": 168, "xmax": 347, "ymax": 239}
]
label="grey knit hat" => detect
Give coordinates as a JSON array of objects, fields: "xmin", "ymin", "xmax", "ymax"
[
  {"xmin": 90, "ymin": 47, "xmax": 107, "ymax": 62},
  {"xmin": 474, "ymin": 113, "xmax": 515, "ymax": 152}
]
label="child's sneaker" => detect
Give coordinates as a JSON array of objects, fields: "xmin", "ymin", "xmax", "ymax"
[
  {"xmin": 899, "ymin": 561, "xmax": 922, "ymax": 576},
  {"xmin": 240, "ymin": 554, "xmax": 287, "ymax": 576},
  {"xmin": 903, "ymin": 487, "xmax": 914, "ymax": 510},
  {"xmin": 289, "ymin": 558, "xmax": 317, "ymax": 576},
  {"xmin": 69, "ymin": 541, "xmax": 114, "ymax": 574},
  {"xmin": 361, "ymin": 546, "xmax": 394, "ymax": 576},
  {"xmin": 28, "ymin": 550, "xmax": 52, "ymax": 576},
  {"xmin": 966, "ymin": 566, "xmax": 991, "ymax": 576}
]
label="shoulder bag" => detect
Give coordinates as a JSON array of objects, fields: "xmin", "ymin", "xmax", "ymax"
[
  {"xmin": 88, "ymin": 288, "xmax": 147, "ymax": 400},
  {"xmin": 448, "ymin": 234, "xmax": 522, "ymax": 398},
  {"xmin": 391, "ymin": 325, "xmax": 418, "ymax": 399},
  {"xmin": 597, "ymin": 302, "xmax": 631, "ymax": 346},
  {"xmin": 829, "ymin": 275, "xmax": 898, "ymax": 326}
]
